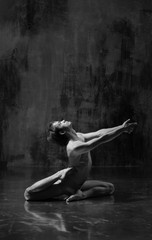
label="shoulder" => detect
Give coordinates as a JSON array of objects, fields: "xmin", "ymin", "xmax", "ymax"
[
  {"xmin": 76, "ymin": 132, "xmax": 85, "ymax": 142},
  {"xmin": 66, "ymin": 139, "xmax": 85, "ymax": 157}
]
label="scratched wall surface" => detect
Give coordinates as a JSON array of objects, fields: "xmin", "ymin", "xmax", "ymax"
[{"xmin": 0, "ymin": 0, "xmax": 152, "ymax": 167}]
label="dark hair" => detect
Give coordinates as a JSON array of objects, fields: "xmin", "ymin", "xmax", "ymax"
[{"xmin": 47, "ymin": 121, "xmax": 69, "ymax": 146}]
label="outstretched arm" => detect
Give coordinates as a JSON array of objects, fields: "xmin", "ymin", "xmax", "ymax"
[
  {"xmin": 79, "ymin": 125, "xmax": 123, "ymax": 141},
  {"xmin": 78, "ymin": 119, "xmax": 136, "ymax": 141},
  {"xmin": 70, "ymin": 120, "xmax": 137, "ymax": 156}
]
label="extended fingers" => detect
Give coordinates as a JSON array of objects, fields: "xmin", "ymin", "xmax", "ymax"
[
  {"xmin": 127, "ymin": 123, "xmax": 137, "ymax": 133},
  {"xmin": 129, "ymin": 122, "xmax": 138, "ymax": 128},
  {"xmin": 124, "ymin": 119, "xmax": 130, "ymax": 124},
  {"xmin": 124, "ymin": 120, "xmax": 137, "ymax": 128}
]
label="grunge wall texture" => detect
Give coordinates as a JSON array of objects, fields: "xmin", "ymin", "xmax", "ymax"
[{"xmin": 0, "ymin": 0, "xmax": 152, "ymax": 167}]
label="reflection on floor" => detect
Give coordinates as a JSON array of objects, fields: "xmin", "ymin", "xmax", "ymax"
[{"xmin": 0, "ymin": 166, "xmax": 152, "ymax": 240}]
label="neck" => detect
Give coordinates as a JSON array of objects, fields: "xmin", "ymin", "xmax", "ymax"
[{"xmin": 67, "ymin": 128, "xmax": 79, "ymax": 141}]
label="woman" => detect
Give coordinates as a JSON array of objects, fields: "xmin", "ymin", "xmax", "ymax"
[{"xmin": 24, "ymin": 119, "xmax": 137, "ymax": 202}]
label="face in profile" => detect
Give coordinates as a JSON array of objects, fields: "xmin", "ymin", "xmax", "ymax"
[
  {"xmin": 52, "ymin": 120, "xmax": 72, "ymax": 131},
  {"xmin": 47, "ymin": 120, "xmax": 72, "ymax": 143}
]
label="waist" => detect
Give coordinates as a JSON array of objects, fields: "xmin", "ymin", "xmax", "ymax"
[
  {"xmin": 69, "ymin": 158, "xmax": 92, "ymax": 169},
  {"xmin": 62, "ymin": 166, "xmax": 89, "ymax": 192}
]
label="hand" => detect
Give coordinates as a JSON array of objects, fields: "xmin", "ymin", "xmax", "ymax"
[
  {"xmin": 122, "ymin": 119, "xmax": 137, "ymax": 134},
  {"xmin": 59, "ymin": 168, "xmax": 70, "ymax": 181}
]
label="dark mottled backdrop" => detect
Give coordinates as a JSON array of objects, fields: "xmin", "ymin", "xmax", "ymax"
[{"xmin": 0, "ymin": 0, "xmax": 152, "ymax": 167}]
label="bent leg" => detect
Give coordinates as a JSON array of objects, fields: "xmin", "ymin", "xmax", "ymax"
[
  {"xmin": 66, "ymin": 180, "xmax": 115, "ymax": 202},
  {"xmin": 24, "ymin": 168, "xmax": 72, "ymax": 201},
  {"xmin": 81, "ymin": 180, "xmax": 115, "ymax": 195},
  {"xmin": 24, "ymin": 184, "xmax": 63, "ymax": 201}
]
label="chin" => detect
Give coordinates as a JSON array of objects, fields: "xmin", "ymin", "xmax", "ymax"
[{"xmin": 69, "ymin": 122, "xmax": 72, "ymax": 128}]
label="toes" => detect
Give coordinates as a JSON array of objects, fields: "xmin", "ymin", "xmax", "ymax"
[
  {"xmin": 66, "ymin": 195, "xmax": 75, "ymax": 203},
  {"xmin": 66, "ymin": 193, "xmax": 82, "ymax": 203}
]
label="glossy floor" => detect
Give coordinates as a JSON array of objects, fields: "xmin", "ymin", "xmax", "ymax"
[{"xmin": 0, "ymin": 166, "xmax": 152, "ymax": 240}]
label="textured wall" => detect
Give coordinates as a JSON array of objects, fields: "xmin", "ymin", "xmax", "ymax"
[{"xmin": 0, "ymin": 0, "xmax": 152, "ymax": 167}]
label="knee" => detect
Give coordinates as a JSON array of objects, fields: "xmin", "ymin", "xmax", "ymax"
[
  {"xmin": 24, "ymin": 187, "xmax": 31, "ymax": 201},
  {"xmin": 108, "ymin": 183, "xmax": 115, "ymax": 195}
]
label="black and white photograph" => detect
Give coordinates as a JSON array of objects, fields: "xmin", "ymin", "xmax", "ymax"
[{"xmin": 0, "ymin": 0, "xmax": 152, "ymax": 240}]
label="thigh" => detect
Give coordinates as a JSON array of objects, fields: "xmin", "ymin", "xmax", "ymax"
[
  {"xmin": 25, "ymin": 183, "xmax": 63, "ymax": 201},
  {"xmin": 25, "ymin": 178, "xmax": 75, "ymax": 201},
  {"xmin": 81, "ymin": 180, "xmax": 113, "ymax": 191}
]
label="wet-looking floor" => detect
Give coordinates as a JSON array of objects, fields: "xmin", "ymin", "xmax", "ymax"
[{"xmin": 0, "ymin": 166, "xmax": 152, "ymax": 240}]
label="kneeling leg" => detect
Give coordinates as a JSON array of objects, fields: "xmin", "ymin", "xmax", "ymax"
[
  {"xmin": 81, "ymin": 180, "xmax": 115, "ymax": 195},
  {"xmin": 24, "ymin": 168, "xmax": 72, "ymax": 201},
  {"xmin": 66, "ymin": 180, "xmax": 115, "ymax": 202}
]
